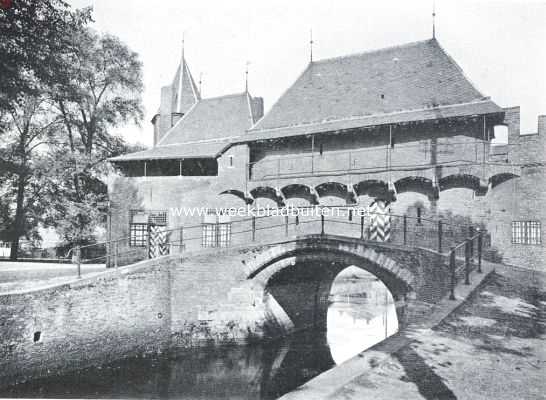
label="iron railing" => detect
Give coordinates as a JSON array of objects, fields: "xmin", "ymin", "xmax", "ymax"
[{"xmin": 64, "ymin": 206, "xmax": 489, "ymax": 298}]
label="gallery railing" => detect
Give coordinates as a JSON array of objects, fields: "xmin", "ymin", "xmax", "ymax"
[
  {"xmin": 65, "ymin": 206, "xmax": 489, "ymax": 298},
  {"xmin": 246, "ymin": 140, "xmax": 517, "ymax": 181}
]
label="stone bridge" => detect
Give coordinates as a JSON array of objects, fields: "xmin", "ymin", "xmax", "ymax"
[{"xmin": 0, "ymin": 232, "xmax": 469, "ymax": 388}]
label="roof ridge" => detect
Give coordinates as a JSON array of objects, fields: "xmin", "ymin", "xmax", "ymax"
[
  {"xmin": 249, "ymin": 99, "xmax": 497, "ymax": 133},
  {"xmin": 199, "ymin": 91, "xmax": 249, "ymax": 101},
  {"xmin": 312, "ymin": 38, "xmax": 434, "ymax": 65},
  {"xmin": 156, "ymin": 101, "xmax": 198, "ymax": 146}
]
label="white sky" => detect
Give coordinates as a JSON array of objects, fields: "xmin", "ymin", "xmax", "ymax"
[{"xmin": 67, "ymin": 0, "xmax": 546, "ymax": 147}]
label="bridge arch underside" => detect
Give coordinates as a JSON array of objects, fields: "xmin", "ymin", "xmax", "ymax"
[{"xmin": 251, "ymin": 248, "xmax": 413, "ymax": 336}]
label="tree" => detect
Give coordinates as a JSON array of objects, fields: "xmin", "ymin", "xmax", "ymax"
[
  {"xmin": 0, "ymin": 0, "xmax": 91, "ymax": 113},
  {"xmin": 0, "ymin": 92, "xmax": 63, "ymax": 259},
  {"xmin": 46, "ymin": 29, "xmax": 144, "ymax": 246}
]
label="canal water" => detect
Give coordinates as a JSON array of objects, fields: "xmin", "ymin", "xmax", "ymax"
[{"xmin": 2, "ymin": 267, "xmax": 398, "ymax": 399}]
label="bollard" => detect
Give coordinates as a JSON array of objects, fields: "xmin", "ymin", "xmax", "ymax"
[
  {"xmin": 438, "ymin": 221, "xmax": 443, "ymax": 253},
  {"xmin": 464, "ymin": 239, "xmax": 470, "ymax": 285},
  {"xmin": 360, "ymin": 216, "xmax": 364, "ymax": 239},
  {"xmin": 478, "ymin": 231, "xmax": 483, "ymax": 273},
  {"xmin": 295, "ymin": 215, "xmax": 299, "ymax": 226},
  {"xmin": 252, "ymin": 216, "xmax": 256, "ymax": 242},
  {"xmin": 449, "ymin": 247, "xmax": 456, "ymax": 300},
  {"xmin": 321, "ymin": 214, "xmax": 325, "ymax": 235},
  {"xmin": 285, "ymin": 215, "xmax": 289, "ymax": 236},
  {"xmin": 76, "ymin": 246, "xmax": 81, "ymax": 279}
]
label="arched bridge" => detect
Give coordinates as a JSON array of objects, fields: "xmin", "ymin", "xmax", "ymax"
[{"xmin": 74, "ymin": 208, "xmax": 486, "ymax": 345}]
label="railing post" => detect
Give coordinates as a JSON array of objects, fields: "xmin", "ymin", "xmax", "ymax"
[
  {"xmin": 146, "ymin": 225, "xmax": 151, "ymax": 259},
  {"xmin": 179, "ymin": 227, "xmax": 184, "ymax": 252},
  {"xmin": 114, "ymin": 241, "xmax": 118, "ymax": 268},
  {"xmin": 469, "ymin": 226, "xmax": 474, "ymax": 260},
  {"xmin": 438, "ymin": 220, "xmax": 443, "ymax": 253},
  {"xmin": 449, "ymin": 247, "xmax": 456, "ymax": 300},
  {"xmin": 478, "ymin": 230, "xmax": 483, "ymax": 274},
  {"xmin": 252, "ymin": 216, "xmax": 256, "ymax": 242},
  {"xmin": 360, "ymin": 215, "xmax": 364, "ymax": 239},
  {"xmin": 285, "ymin": 215, "xmax": 289, "ymax": 237},
  {"xmin": 321, "ymin": 214, "xmax": 325, "ymax": 235},
  {"xmin": 403, "ymin": 215, "xmax": 407, "ymax": 245},
  {"xmin": 465, "ymin": 239, "xmax": 470, "ymax": 285},
  {"xmin": 76, "ymin": 246, "xmax": 81, "ymax": 279}
]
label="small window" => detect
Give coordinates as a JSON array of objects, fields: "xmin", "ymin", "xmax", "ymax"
[
  {"xmin": 129, "ymin": 210, "xmax": 167, "ymax": 247},
  {"xmin": 202, "ymin": 210, "xmax": 232, "ymax": 248},
  {"xmin": 512, "ymin": 221, "xmax": 541, "ymax": 245}
]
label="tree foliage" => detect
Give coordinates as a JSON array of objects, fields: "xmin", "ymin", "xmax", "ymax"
[
  {"xmin": 0, "ymin": 0, "xmax": 91, "ymax": 112},
  {"xmin": 0, "ymin": 4, "xmax": 145, "ymax": 256}
]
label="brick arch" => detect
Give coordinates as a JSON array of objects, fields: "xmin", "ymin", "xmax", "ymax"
[
  {"xmin": 394, "ymin": 176, "xmax": 437, "ymax": 200},
  {"xmin": 245, "ymin": 238, "xmax": 415, "ymax": 295},
  {"xmin": 250, "ymin": 186, "xmax": 285, "ymax": 206},
  {"xmin": 219, "ymin": 189, "xmax": 253, "ymax": 205},
  {"xmin": 281, "ymin": 184, "xmax": 319, "ymax": 205},
  {"xmin": 438, "ymin": 174, "xmax": 484, "ymax": 193},
  {"xmin": 354, "ymin": 179, "xmax": 390, "ymax": 199},
  {"xmin": 243, "ymin": 236, "xmax": 415, "ymax": 332},
  {"xmin": 315, "ymin": 182, "xmax": 349, "ymax": 201},
  {"xmin": 489, "ymin": 172, "xmax": 519, "ymax": 189}
]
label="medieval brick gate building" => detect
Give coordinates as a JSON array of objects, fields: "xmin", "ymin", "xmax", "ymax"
[{"xmin": 109, "ymin": 38, "xmax": 545, "ymax": 270}]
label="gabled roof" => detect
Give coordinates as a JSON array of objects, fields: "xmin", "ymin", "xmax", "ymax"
[
  {"xmin": 111, "ymin": 92, "xmax": 261, "ymax": 162},
  {"xmin": 171, "ymin": 58, "xmax": 201, "ymax": 115},
  {"xmin": 158, "ymin": 92, "xmax": 258, "ymax": 146},
  {"xmin": 247, "ymin": 38, "xmax": 503, "ymax": 139}
]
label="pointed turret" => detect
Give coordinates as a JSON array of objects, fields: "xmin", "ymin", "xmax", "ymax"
[{"xmin": 152, "ymin": 47, "xmax": 200, "ymax": 146}]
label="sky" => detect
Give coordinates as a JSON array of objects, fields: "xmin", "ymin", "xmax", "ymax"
[{"xmin": 67, "ymin": 0, "xmax": 546, "ymax": 147}]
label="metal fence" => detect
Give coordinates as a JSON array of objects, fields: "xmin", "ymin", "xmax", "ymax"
[{"xmin": 64, "ymin": 206, "xmax": 489, "ymax": 299}]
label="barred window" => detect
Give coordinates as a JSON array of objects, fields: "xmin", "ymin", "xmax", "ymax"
[
  {"xmin": 129, "ymin": 210, "xmax": 167, "ymax": 247},
  {"xmin": 512, "ymin": 221, "xmax": 541, "ymax": 245},
  {"xmin": 202, "ymin": 223, "xmax": 217, "ymax": 248},
  {"xmin": 201, "ymin": 211, "xmax": 231, "ymax": 248},
  {"xmin": 129, "ymin": 223, "xmax": 148, "ymax": 247}
]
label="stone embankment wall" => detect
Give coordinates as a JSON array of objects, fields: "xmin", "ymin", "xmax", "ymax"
[{"xmin": 0, "ymin": 237, "xmax": 456, "ymax": 388}]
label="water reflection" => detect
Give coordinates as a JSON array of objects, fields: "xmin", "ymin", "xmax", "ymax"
[
  {"xmin": 1, "ymin": 268, "xmax": 397, "ymax": 399},
  {"xmin": 327, "ymin": 266, "xmax": 399, "ymax": 364}
]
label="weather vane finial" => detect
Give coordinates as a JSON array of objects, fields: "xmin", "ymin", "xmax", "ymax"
[
  {"xmin": 432, "ymin": 0, "xmax": 436, "ymax": 39},
  {"xmin": 309, "ymin": 29, "xmax": 314, "ymax": 62},
  {"xmin": 245, "ymin": 61, "xmax": 250, "ymax": 93},
  {"xmin": 182, "ymin": 32, "xmax": 185, "ymax": 60}
]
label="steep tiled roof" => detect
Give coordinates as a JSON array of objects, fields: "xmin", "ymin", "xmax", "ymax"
[
  {"xmin": 171, "ymin": 59, "xmax": 201, "ymax": 115},
  {"xmin": 158, "ymin": 92, "xmax": 258, "ymax": 146},
  {"xmin": 112, "ymin": 92, "xmax": 261, "ymax": 161},
  {"xmin": 248, "ymin": 39, "xmax": 503, "ymax": 138}
]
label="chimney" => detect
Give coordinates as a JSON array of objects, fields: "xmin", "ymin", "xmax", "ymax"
[{"xmin": 252, "ymin": 97, "xmax": 264, "ymax": 121}]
